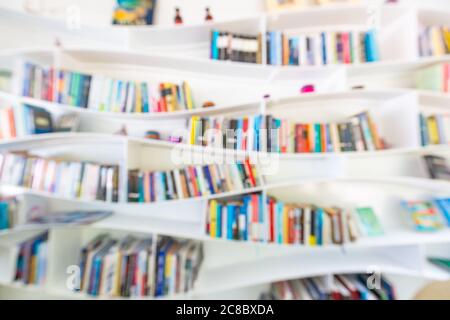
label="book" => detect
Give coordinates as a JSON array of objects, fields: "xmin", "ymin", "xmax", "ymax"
[
  {"xmin": 128, "ymin": 160, "xmax": 260, "ymax": 203},
  {"xmin": 415, "ymin": 63, "xmax": 450, "ymax": 93},
  {"xmin": 265, "ymin": 29, "xmax": 380, "ymax": 66},
  {"xmin": 0, "ymin": 196, "xmax": 18, "ymax": 230},
  {"xmin": 112, "ymin": 0, "xmax": 157, "ymax": 25},
  {"xmin": 14, "ymin": 231, "xmax": 48, "ymax": 285},
  {"xmin": 187, "ymin": 111, "xmax": 384, "ymax": 154},
  {"xmin": 21, "ymin": 62, "xmax": 197, "ymax": 114},
  {"xmin": 78, "ymin": 234, "xmax": 202, "ymax": 298},
  {"xmin": 267, "ymin": 273, "xmax": 394, "ymax": 300},
  {"xmin": 0, "ymin": 152, "xmax": 120, "ymax": 202},
  {"xmin": 433, "ymin": 198, "xmax": 450, "ymax": 226},
  {"xmin": 210, "ymin": 31, "xmax": 262, "ymax": 64},
  {"xmin": 206, "ymin": 193, "xmax": 358, "ymax": 246},
  {"xmin": 354, "ymin": 207, "xmax": 384, "ymax": 236},
  {"xmin": 24, "ymin": 211, "xmax": 113, "ymax": 227},
  {"xmin": 419, "ymin": 26, "xmax": 450, "ymax": 58},
  {"xmin": 402, "ymin": 200, "xmax": 445, "ymax": 232},
  {"xmin": 423, "ymin": 155, "xmax": 450, "ymax": 180},
  {"xmin": 428, "ymin": 257, "xmax": 450, "ymax": 272}
]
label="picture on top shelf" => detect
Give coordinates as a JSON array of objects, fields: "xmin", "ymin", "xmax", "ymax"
[
  {"xmin": 187, "ymin": 110, "xmax": 385, "ymax": 154},
  {"xmin": 266, "ymin": 29, "xmax": 380, "ymax": 66},
  {"xmin": 206, "ymin": 193, "xmax": 359, "ymax": 246},
  {"xmin": 112, "ymin": 0, "xmax": 157, "ymax": 25},
  {"xmin": 418, "ymin": 25, "xmax": 450, "ymax": 58},
  {"xmin": 77, "ymin": 234, "xmax": 203, "ymax": 298},
  {"xmin": 266, "ymin": 273, "xmax": 396, "ymax": 300}
]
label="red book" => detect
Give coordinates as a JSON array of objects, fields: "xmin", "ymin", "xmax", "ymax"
[
  {"xmin": 7, "ymin": 108, "xmax": 16, "ymax": 138},
  {"xmin": 444, "ymin": 63, "xmax": 450, "ymax": 93},
  {"xmin": 159, "ymin": 83, "xmax": 167, "ymax": 112},
  {"xmin": 299, "ymin": 124, "xmax": 309, "ymax": 153},
  {"xmin": 188, "ymin": 167, "xmax": 200, "ymax": 197},
  {"xmin": 242, "ymin": 117, "xmax": 248, "ymax": 150},
  {"xmin": 251, "ymin": 194, "xmax": 259, "ymax": 241},
  {"xmin": 342, "ymin": 32, "xmax": 351, "ymax": 64},
  {"xmin": 321, "ymin": 124, "xmax": 327, "ymax": 152},
  {"xmin": 288, "ymin": 209, "xmax": 295, "ymax": 244},
  {"xmin": 244, "ymin": 159, "xmax": 256, "ymax": 187}
]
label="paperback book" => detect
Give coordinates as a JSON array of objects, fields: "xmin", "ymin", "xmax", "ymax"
[
  {"xmin": 14, "ymin": 231, "xmax": 48, "ymax": 285},
  {"xmin": 415, "ymin": 63, "xmax": 450, "ymax": 93},
  {"xmin": 267, "ymin": 273, "xmax": 396, "ymax": 300},
  {"xmin": 128, "ymin": 160, "xmax": 260, "ymax": 203},
  {"xmin": 0, "ymin": 196, "xmax": 18, "ymax": 230},
  {"xmin": 187, "ymin": 111, "xmax": 384, "ymax": 154},
  {"xmin": 206, "ymin": 193, "xmax": 359, "ymax": 246},
  {"xmin": 423, "ymin": 155, "xmax": 450, "ymax": 180},
  {"xmin": 210, "ymin": 31, "xmax": 262, "ymax": 64},
  {"xmin": 418, "ymin": 25, "xmax": 450, "ymax": 58},
  {"xmin": 77, "ymin": 234, "xmax": 202, "ymax": 298}
]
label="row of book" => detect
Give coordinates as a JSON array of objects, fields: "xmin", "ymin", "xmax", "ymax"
[
  {"xmin": 128, "ymin": 160, "xmax": 260, "ymax": 203},
  {"xmin": 188, "ymin": 111, "xmax": 384, "ymax": 153},
  {"xmin": 403, "ymin": 198, "xmax": 450, "ymax": 232},
  {"xmin": 0, "ymin": 196, "xmax": 18, "ymax": 230},
  {"xmin": 266, "ymin": 29, "xmax": 380, "ymax": 66},
  {"xmin": 266, "ymin": 274, "xmax": 396, "ymax": 300},
  {"xmin": 14, "ymin": 231, "xmax": 48, "ymax": 285},
  {"xmin": 0, "ymin": 152, "xmax": 120, "ymax": 202},
  {"xmin": 206, "ymin": 193, "xmax": 359, "ymax": 245},
  {"xmin": 419, "ymin": 113, "xmax": 450, "ymax": 146},
  {"xmin": 418, "ymin": 26, "xmax": 450, "ymax": 57},
  {"xmin": 210, "ymin": 31, "xmax": 262, "ymax": 64},
  {"xmin": 78, "ymin": 234, "xmax": 203, "ymax": 298},
  {"xmin": 424, "ymin": 154, "xmax": 450, "ymax": 180},
  {"xmin": 415, "ymin": 63, "xmax": 450, "ymax": 93},
  {"xmin": 21, "ymin": 62, "xmax": 197, "ymax": 113}
]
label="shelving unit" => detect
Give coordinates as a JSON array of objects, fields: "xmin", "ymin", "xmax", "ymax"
[{"xmin": 0, "ymin": 2, "xmax": 449, "ymax": 301}]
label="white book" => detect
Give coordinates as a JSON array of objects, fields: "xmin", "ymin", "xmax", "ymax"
[
  {"xmin": 330, "ymin": 123, "xmax": 341, "ymax": 153},
  {"xmin": 125, "ymin": 82, "xmax": 135, "ymax": 113},
  {"xmin": 314, "ymin": 33, "xmax": 324, "ymax": 66},
  {"xmin": 351, "ymin": 30, "xmax": 361, "ymax": 64},
  {"xmin": 298, "ymin": 34, "xmax": 308, "ymax": 67},
  {"xmin": 303, "ymin": 206, "xmax": 311, "ymax": 246}
]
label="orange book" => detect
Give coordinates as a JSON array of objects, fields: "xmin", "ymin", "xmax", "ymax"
[
  {"xmin": 144, "ymin": 172, "xmax": 150, "ymax": 203},
  {"xmin": 244, "ymin": 159, "xmax": 256, "ymax": 187},
  {"xmin": 321, "ymin": 124, "xmax": 327, "ymax": 152},
  {"xmin": 366, "ymin": 113, "xmax": 382, "ymax": 149},
  {"xmin": 159, "ymin": 83, "xmax": 167, "ymax": 112}
]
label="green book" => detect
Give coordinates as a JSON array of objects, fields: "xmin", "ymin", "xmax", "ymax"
[
  {"xmin": 415, "ymin": 64, "xmax": 446, "ymax": 92},
  {"xmin": 355, "ymin": 207, "xmax": 384, "ymax": 236}
]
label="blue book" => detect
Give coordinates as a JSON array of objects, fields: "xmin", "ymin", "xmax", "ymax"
[
  {"xmin": 211, "ymin": 31, "xmax": 219, "ymax": 59},
  {"xmin": 216, "ymin": 203, "xmax": 222, "ymax": 238},
  {"xmin": 236, "ymin": 118, "xmax": 243, "ymax": 150},
  {"xmin": 254, "ymin": 116, "xmax": 260, "ymax": 151},
  {"xmin": 141, "ymin": 82, "xmax": 149, "ymax": 113},
  {"xmin": 321, "ymin": 32, "xmax": 327, "ymax": 65},
  {"xmin": 227, "ymin": 204, "xmax": 236, "ymax": 240},
  {"xmin": 155, "ymin": 240, "xmax": 172, "ymax": 296},
  {"xmin": 420, "ymin": 114, "xmax": 429, "ymax": 146},
  {"xmin": 202, "ymin": 166, "xmax": 215, "ymax": 194},
  {"xmin": 365, "ymin": 30, "xmax": 380, "ymax": 62},
  {"xmin": 243, "ymin": 196, "xmax": 251, "ymax": 241},
  {"xmin": 0, "ymin": 202, "xmax": 9, "ymax": 230},
  {"xmin": 149, "ymin": 173, "xmax": 155, "ymax": 202},
  {"xmin": 436, "ymin": 115, "xmax": 446, "ymax": 144},
  {"xmin": 276, "ymin": 202, "xmax": 283, "ymax": 244},
  {"xmin": 316, "ymin": 208, "xmax": 323, "ymax": 245},
  {"xmin": 138, "ymin": 173, "xmax": 145, "ymax": 203},
  {"xmin": 270, "ymin": 32, "xmax": 276, "ymax": 65}
]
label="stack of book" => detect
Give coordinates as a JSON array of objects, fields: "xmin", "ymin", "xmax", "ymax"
[
  {"xmin": 0, "ymin": 105, "xmax": 53, "ymax": 140},
  {"xmin": 0, "ymin": 196, "xmax": 18, "ymax": 230},
  {"xmin": 266, "ymin": 29, "xmax": 380, "ymax": 66},
  {"xmin": 419, "ymin": 113, "xmax": 450, "ymax": 146},
  {"xmin": 188, "ymin": 111, "xmax": 384, "ymax": 153},
  {"xmin": 78, "ymin": 235, "xmax": 203, "ymax": 298},
  {"xmin": 0, "ymin": 152, "xmax": 120, "ymax": 202},
  {"xmin": 206, "ymin": 193, "xmax": 359, "ymax": 246},
  {"xmin": 423, "ymin": 155, "xmax": 450, "ymax": 180},
  {"xmin": 210, "ymin": 31, "xmax": 262, "ymax": 64},
  {"xmin": 418, "ymin": 26, "xmax": 450, "ymax": 57},
  {"xmin": 267, "ymin": 274, "xmax": 396, "ymax": 300},
  {"xmin": 128, "ymin": 160, "xmax": 260, "ymax": 203},
  {"xmin": 21, "ymin": 62, "xmax": 196, "ymax": 113},
  {"xmin": 415, "ymin": 63, "xmax": 450, "ymax": 93},
  {"xmin": 14, "ymin": 231, "xmax": 48, "ymax": 285}
]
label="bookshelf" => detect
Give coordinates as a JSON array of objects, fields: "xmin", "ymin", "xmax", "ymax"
[{"xmin": 0, "ymin": 3, "xmax": 450, "ymax": 301}]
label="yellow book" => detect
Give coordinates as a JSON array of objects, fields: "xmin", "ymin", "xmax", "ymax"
[
  {"xmin": 164, "ymin": 83, "xmax": 174, "ymax": 112},
  {"xmin": 164, "ymin": 251, "xmax": 172, "ymax": 285},
  {"xmin": 183, "ymin": 81, "xmax": 194, "ymax": 110},
  {"xmin": 283, "ymin": 206, "xmax": 289, "ymax": 244},
  {"xmin": 113, "ymin": 252, "xmax": 122, "ymax": 296},
  {"xmin": 29, "ymin": 256, "xmax": 37, "ymax": 283},
  {"xmin": 171, "ymin": 84, "xmax": 178, "ymax": 111},
  {"xmin": 135, "ymin": 82, "xmax": 142, "ymax": 113},
  {"xmin": 307, "ymin": 124, "xmax": 315, "ymax": 152},
  {"xmin": 309, "ymin": 234, "xmax": 317, "ymax": 246},
  {"xmin": 427, "ymin": 116, "xmax": 440, "ymax": 144},
  {"xmin": 443, "ymin": 27, "xmax": 450, "ymax": 53},
  {"xmin": 209, "ymin": 200, "xmax": 217, "ymax": 238},
  {"xmin": 431, "ymin": 26, "xmax": 446, "ymax": 56}
]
